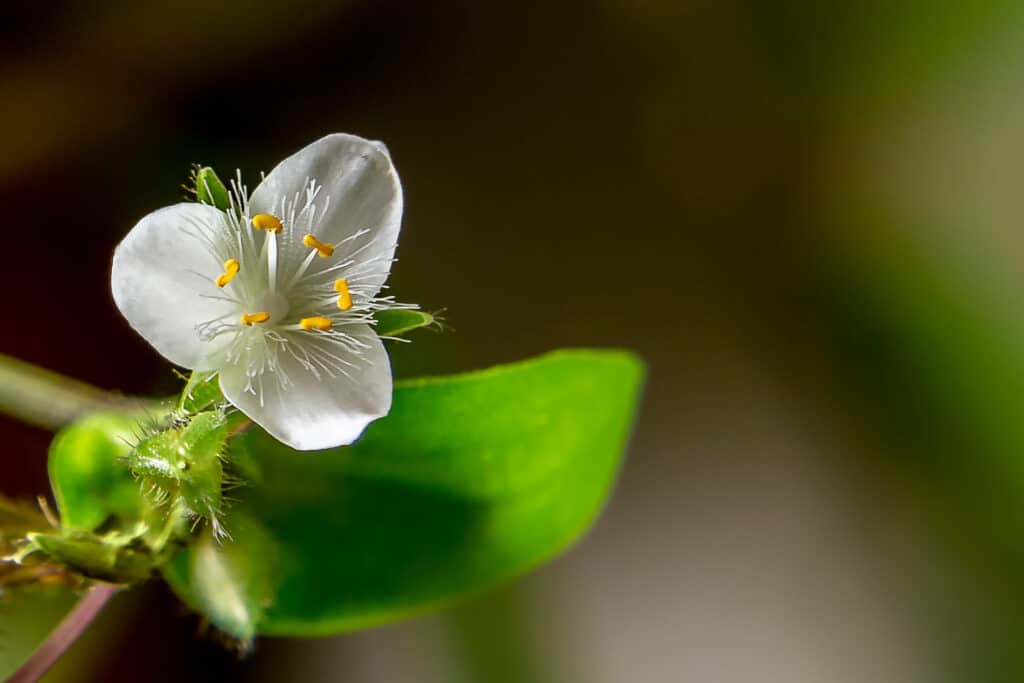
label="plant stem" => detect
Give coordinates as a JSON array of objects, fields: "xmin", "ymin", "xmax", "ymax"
[
  {"xmin": 8, "ymin": 583, "xmax": 120, "ymax": 683},
  {"xmin": 0, "ymin": 353, "xmax": 113, "ymax": 430}
]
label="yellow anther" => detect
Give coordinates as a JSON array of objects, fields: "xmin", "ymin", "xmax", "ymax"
[
  {"xmin": 334, "ymin": 278, "xmax": 353, "ymax": 311},
  {"xmin": 240, "ymin": 311, "xmax": 270, "ymax": 326},
  {"xmin": 251, "ymin": 213, "xmax": 283, "ymax": 233},
  {"xmin": 214, "ymin": 258, "xmax": 240, "ymax": 287},
  {"xmin": 300, "ymin": 316, "xmax": 333, "ymax": 331},
  {"xmin": 302, "ymin": 233, "xmax": 335, "ymax": 258}
]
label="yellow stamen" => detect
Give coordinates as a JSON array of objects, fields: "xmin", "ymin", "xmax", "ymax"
[
  {"xmin": 302, "ymin": 233, "xmax": 334, "ymax": 258},
  {"xmin": 240, "ymin": 311, "xmax": 270, "ymax": 326},
  {"xmin": 251, "ymin": 213, "xmax": 283, "ymax": 233},
  {"xmin": 214, "ymin": 258, "xmax": 240, "ymax": 287},
  {"xmin": 334, "ymin": 278, "xmax": 353, "ymax": 311},
  {"xmin": 300, "ymin": 316, "xmax": 333, "ymax": 331}
]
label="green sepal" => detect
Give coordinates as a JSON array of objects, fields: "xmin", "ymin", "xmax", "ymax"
[
  {"xmin": 25, "ymin": 526, "xmax": 162, "ymax": 584},
  {"xmin": 194, "ymin": 166, "xmax": 231, "ymax": 211},
  {"xmin": 128, "ymin": 410, "xmax": 228, "ymax": 525},
  {"xmin": 374, "ymin": 309, "xmax": 435, "ymax": 337},
  {"xmin": 179, "ymin": 371, "xmax": 224, "ymax": 414}
]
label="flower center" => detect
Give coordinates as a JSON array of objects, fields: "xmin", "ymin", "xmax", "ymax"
[
  {"xmin": 198, "ymin": 198, "xmax": 401, "ymax": 346},
  {"xmin": 247, "ymin": 289, "xmax": 290, "ymax": 326}
]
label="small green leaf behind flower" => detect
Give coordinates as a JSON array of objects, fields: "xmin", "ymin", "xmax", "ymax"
[
  {"xmin": 374, "ymin": 309, "xmax": 436, "ymax": 337},
  {"xmin": 192, "ymin": 166, "xmax": 232, "ymax": 211}
]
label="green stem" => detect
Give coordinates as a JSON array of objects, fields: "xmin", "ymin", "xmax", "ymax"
[{"xmin": 0, "ymin": 353, "xmax": 114, "ymax": 431}]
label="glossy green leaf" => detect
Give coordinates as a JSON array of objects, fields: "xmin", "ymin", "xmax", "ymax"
[
  {"xmin": 374, "ymin": 309, "xmax": 435, "ymax": 337},
  {"xmin": 165, "ymin": 349, "xmax": 644, "ymax": 637}
]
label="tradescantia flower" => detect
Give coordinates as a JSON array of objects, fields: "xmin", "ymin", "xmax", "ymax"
[{"xmin": 112, "ymin": 133, "xmax": 416, "ymax": 451}]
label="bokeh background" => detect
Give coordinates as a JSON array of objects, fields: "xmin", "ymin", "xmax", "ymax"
[{"xmin": 5, "ymin": 1, "xmax": 1024, "ymax": 681}]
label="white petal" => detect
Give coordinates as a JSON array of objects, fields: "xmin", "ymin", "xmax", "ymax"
[
  {"xmin": 111, "ymin": 203, "xmax": 236, "ymax": 370},
  {"xmin": 219, "ymin": 324, "xmax": 392, "ymax": 451},
  {"xmin": 249, "ymin": 133, "xmax": 403, "ymax": 295}
]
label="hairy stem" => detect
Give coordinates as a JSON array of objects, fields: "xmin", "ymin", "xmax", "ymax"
[
  {"xmin": 8, "ymin": 583, "xmax": 119, "ymax": 683},
  {"xmin": 0, "ymin": 353, "xmax": 113, "ymax": 430}
]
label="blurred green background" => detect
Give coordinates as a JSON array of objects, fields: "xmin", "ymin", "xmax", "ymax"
[{"xmin": 5, "ymin": 1, "xmax": 1024, "ymax": 681}]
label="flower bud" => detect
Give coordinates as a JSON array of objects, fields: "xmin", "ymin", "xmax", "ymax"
[{"xmin": 129, "ymin": 411, "xmax": 228, "ymax": 530}]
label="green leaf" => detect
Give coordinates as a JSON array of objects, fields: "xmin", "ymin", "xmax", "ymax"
[
  {"xmin": 194, "ymin": 166, "xmax": 231, "ymax": 211},
  {"xmin": 374, "ymin": 309, "xmax": 435, "ymax": 337},
  {"xmin": 164, "ymin": 349, "xmax": 644, "ymax": 637}
]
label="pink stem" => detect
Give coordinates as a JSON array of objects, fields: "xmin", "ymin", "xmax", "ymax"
[{"xmin": 8, "ymin": 583, "xmax": 119, "ymax": 683}]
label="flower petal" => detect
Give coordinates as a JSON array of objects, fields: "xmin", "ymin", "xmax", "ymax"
[
  {"xmin": 219, "ymin": 324, "xmax": 392, "ymax": 451},
  {"xmin": 112, "ymin": 203, "xmax": 236, "ymax": 370},
  {"xmin": 248, "ymin": 133, "xmax": 403, "ymax": 296}
]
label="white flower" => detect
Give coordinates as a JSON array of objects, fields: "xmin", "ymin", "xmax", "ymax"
[{"xmin": 112, "ymin": 133, "xmax": 415, "ymax": 451}]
